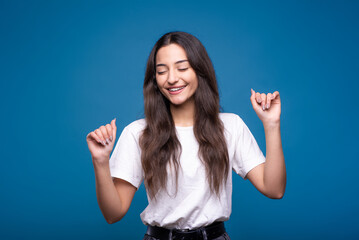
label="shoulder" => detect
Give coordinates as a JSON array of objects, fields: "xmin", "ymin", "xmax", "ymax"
[
  {"xmin": 219, "ymin": 112, "xmax": 251, "ymax": 140},
  {"xmin": 123, "ymin": 118, "xmax": 147, "ymax": 136},
  {"xmin": 219, "ymin": 112, "xmax": 244, "ymax": 127}
]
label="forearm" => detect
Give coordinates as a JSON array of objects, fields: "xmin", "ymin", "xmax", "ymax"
[
  {"xmin": 263, "ymin": 121, "xmax": 286, "ymax": 198},
  {"xmin": 92, "ymin": 158, "xmax": 123, "ymax": 224}
]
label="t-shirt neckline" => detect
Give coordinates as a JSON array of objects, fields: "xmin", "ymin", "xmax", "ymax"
[{"xmin": 175, "ymin": 125, "xmax": 193, "ymax": 130}]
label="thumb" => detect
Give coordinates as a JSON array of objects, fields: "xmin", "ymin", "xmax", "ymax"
[
  {"xmin": 250, "ymin": 88, "xmax": 259, "ymax": 109},
  {"xmin": 250, "ymin": 88, "xmax": 255, "ymax": 97},
  {"xmin": 251, "ymin": 88, "xmax": 261, "ymax": 112},
  {"xmin": 111, "ymin": 118, "xmax": 117, "ymax": 140}
]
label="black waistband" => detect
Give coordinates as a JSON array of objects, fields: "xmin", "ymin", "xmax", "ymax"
[{"xmin": 146, "ymin": 221, "xmax": 226, "ymax": 240}]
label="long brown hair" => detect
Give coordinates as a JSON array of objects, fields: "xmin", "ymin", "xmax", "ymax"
[{"xmin": 140, "ymin": 31, "xmax": 229, "ymax": 199}]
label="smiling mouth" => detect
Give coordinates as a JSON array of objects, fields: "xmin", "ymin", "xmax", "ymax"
[{"xmin": 168, "ymin": 86, "xmax": 186, "ymax": 92}]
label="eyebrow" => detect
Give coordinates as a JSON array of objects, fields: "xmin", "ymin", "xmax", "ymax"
[{"xmin": 156, "ymin": 59, "xmax": 189, "ymax": 67}]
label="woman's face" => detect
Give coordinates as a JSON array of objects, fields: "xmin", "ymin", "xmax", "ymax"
[{"xmin": 155, "ymin": 44, "xmax": 198, "ymax": 107}]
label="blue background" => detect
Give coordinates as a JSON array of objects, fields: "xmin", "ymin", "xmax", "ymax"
[{"xmin": 1, "ymin": 0, "xmax": 358, "ymax": 239}]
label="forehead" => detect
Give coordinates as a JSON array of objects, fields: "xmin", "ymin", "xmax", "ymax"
[{"xmin": 156, "ymin": 44, "xmax": 188, "ymax": 64}]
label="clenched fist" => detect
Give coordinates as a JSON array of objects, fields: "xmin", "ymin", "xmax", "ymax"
[
  {"xmin": 250, "ymin": 89, "xmax": 281, "ymax": 125},
  {"xmin": 86, "ymin": 118, "xmax": 117, "ymax": 164}
]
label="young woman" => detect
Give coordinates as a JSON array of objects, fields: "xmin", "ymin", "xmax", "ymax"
[{"xmin": 86, "ymin": 31, "xmax": 286, "ymax": 240}]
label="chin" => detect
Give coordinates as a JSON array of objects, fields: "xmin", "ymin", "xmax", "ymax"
[
  {"xmin": 168, "ymin": 98, "xmax": 187, "ymax": 106},
  {"xmin": 169, "ymin": 100, "xmax": 185, "ymax": 106}
]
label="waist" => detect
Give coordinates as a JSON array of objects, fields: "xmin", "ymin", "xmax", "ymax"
[{"xmin": 146, "ymin": 221, "xmax": 226, "ymax": 240}]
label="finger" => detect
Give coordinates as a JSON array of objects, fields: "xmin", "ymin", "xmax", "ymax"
[
  {"xmin": 250, "ymin": 88, "xmax": 256, "ymax": 103},
  {"xmin": 111, "ymin": 118, "xmax": 117, "ymax": 141},
  {"xmin": 95, "ymin": 129, "xmax": 106, "ymax": 146},
  {"xmin": 250, "ymin": 89, "xmax": 261, "ymax": 111},
  {"xmin": 260, "ymin": 93, "xmax": 267, "ymax": 111},
  {"xmin": 266, "ymin": 93, "xmax": 272, "ymax": 109},
  {"xmin": 255, "ymin": 92, "xmax": 262, "ymax": 104},
  {"xmin": 105, "ymin": 124, "xmax": 112, "ymax": 143},
  {"xmin": 86, "ymin": 132, "xmax": 98, "ymax": 143},
  {"xmin": 100, "ymin": 125, "xmax": 110, "ymax": 145},
  {"xmin": 272, "ymin": 91, "xmax": 280, "ymax": 100},
  {"xmin": 90, "ymin": 131, "xmax": 104, "ymax": 146}
]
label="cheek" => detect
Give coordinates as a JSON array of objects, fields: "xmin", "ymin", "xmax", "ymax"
[
  {"xmin": 156, "ymin": 75, "xmax": 166, "ymax": 86},
  {"xmin": 187, "ymin": 71, "xmax": 198, "ymax": 86},
  {"xmin": 155, "ymin": 79, "xmax": 167, "ymax": 95},
  {"xmin": 191, "ymin": 76, "xmax": 199, "ymax": 91}
]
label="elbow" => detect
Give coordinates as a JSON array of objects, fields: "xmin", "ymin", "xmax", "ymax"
[
  {"xmin": 264, "ymin": 181, "xmax": 286, "ymax": 199},
  {"xmin": 105, "ymin": 212, "xmax": 126, "ymax": 224},
  {"xmin": 269, "ymin": 191, "xmax": 284, "ymax": 199},
  {"xmin": 264, "ymin": 187, "xmax": 285, "ymax": 199},
  {"xmin": 106, "ymin": 217, "xmax": 120, "ymax": 224},
  {"xmin": 269, "ymin": 188, "xmax": 286, "ymax": 199},
  {"xmin": 106, "ymin": 219, "xmax": 114, "ymax": 224}
]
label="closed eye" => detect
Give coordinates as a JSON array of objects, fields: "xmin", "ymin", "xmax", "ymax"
[
  {"xmin": 157, "ymin": 71, "xmax": 167, "ymax": 75},
  {"xmin": 178, "ymin": 68, "xmax": 188, "ymax": 72}
]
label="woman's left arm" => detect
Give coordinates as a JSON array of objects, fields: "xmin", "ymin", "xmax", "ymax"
[{"xmin": 245, "ymin": 89, "xmax": 286, "ymax": 199}]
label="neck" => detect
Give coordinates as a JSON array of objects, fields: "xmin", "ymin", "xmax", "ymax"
[{"xmin": 170, "ymin": 99, "xmax": 195, "ymax": 127}]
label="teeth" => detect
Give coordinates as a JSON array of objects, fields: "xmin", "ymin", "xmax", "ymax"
[{"xmin": 169, "ymin": 86, "xmax": 185, "ymax": 92}]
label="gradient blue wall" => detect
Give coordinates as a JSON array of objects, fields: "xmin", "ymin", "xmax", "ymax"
[{"xmin": 1, "ymin": 0, "xmax": 358, "ymax": 239}]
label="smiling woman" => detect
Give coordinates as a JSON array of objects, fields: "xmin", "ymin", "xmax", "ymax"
[
  {"xmin": 155, "ymin": 44, "xmax": 199, "ymax": 120},
  {"xmin": 86, "ymin": 31, "xmax": 286, "ymax": 240},
  {"xmin": 140, "ymin": 32, "xmax": 230, "ymax": 205}
]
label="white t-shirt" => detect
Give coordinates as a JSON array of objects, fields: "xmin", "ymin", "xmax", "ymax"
[{"xmin": 109, "ymin": 113, "xmax": 265, "ymax": 230}]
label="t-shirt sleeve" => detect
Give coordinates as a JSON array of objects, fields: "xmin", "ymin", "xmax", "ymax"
[
  {"xmin": 109, "ymin": 125, "xmax": 144, "ymax": 189},
  {"xmin": 232, "ymin": 115, "xmax": 266, "ymax": 179}
]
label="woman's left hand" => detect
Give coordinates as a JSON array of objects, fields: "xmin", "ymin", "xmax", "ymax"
[{"xmin": 250, "ymin": 89, "xmax": 281, "ymax": 125}]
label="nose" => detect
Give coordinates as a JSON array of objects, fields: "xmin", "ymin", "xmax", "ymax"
[{"xmin": 167, "ymin": 69, "xmax": 179, "ymax": 85}]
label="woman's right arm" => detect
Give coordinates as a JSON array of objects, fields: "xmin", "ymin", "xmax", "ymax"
[{"xmin": 87, "ymin": 118, "xmax": 137, "ymax": 224}]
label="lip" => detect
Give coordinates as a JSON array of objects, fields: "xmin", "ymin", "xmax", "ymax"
[{"xmin": 167, "ymin": 85, "xmax": 187, "ymax": 95}]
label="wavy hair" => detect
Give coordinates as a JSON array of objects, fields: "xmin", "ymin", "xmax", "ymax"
[{"xmin": 139, "ymin": 31, "xmax": 229, "ymax": 199}]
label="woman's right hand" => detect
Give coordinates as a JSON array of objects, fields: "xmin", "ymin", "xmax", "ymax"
[{"xmin": 86, "ymin": 118, "xmax": 117, "ymax": 165}]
